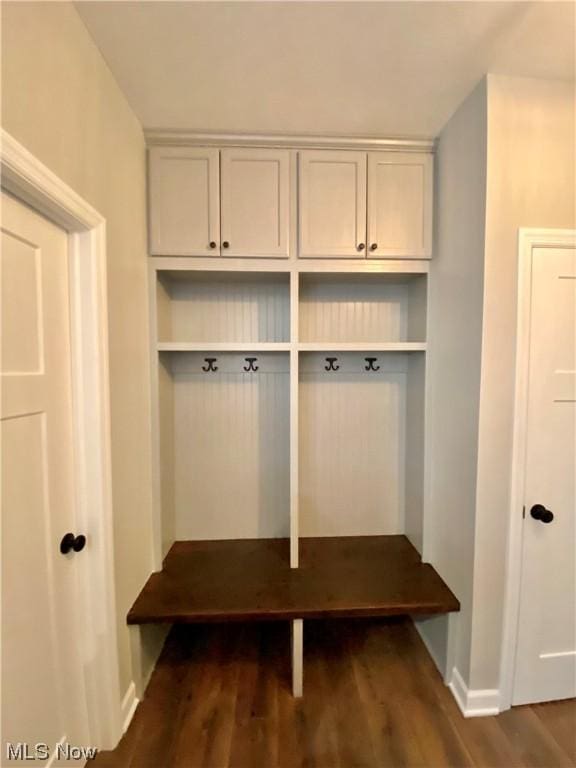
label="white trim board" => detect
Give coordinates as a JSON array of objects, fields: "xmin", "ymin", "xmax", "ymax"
[
  {"xmin": 499, "ymin": 228, "xmax": 576, "ymax": 712},
  {"xmin": 1, "ymin": 129, "xmax": 122, "ymax": 749},
  {"xmin": 448, "ymin": 668, "xmax": 500, "ymax": 718},
  {"xmin": 145, "ymin": 130, "xmax": 435, "ymax": 153}
]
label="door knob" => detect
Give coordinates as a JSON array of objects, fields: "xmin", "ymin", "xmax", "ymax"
[
  {"xmin": 209, "ymin": 241, "xmax": 217, "ymax": 249},
  {"xmin": 60, "ymin": 533, "xmax": 87, "ymax": 554},
  {"xmin": 357, "ymin": 243, "xmax": 365, "ymax": 251},
  {"xmin": 370, "ymin": 243, "xmax": 378, "ymax": 251},
  {"xmin": 530, "ymin": 504, "xmax": 554, "ymax": 524},
  {"xmin": 222, "ymin": 241, "xmax": 230, "ymax": 249}
]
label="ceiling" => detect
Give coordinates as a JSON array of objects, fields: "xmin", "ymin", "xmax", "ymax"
[{"xmin": 75, "ymin": 1, "xmax": 575, "ymax": 139}]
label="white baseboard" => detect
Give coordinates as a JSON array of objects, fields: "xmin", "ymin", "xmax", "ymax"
[
  {"xmin": 121, "ymin": 681, "xmax": 139, "ymax": 733},
  {"xmin": 448, "ymin": 667, "xmax": 500, "ymax": 717}
]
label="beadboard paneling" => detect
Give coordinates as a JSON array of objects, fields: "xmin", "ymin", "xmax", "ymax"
[
  {"xmin": 168, "ymin": 352, "xmax": 289, "ymax": 540},
  {"xmin": 299, "ymin": 274, "xmax": 427, "ymax": 343},
  {"xmin": 158, "ymin": 272, "xmax": 290, "ymax": 343},
  {"xmin": 299, "ymin": 353, "xmax": 406, "ymax": 537}
]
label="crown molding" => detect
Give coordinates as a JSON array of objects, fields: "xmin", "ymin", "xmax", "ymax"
[{"xmin": 144, "ymin": 130, "xmax": 436, "ymax": 153}]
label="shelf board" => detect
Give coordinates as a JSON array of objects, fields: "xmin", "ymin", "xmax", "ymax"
[
  {"xmin": 298, "ymin": 342, "xmax": 427, "ymax": 353},
  {"xmin": 128, "ymin": 535, "xmax": 460, "ymax": 625},
  {"xmin": 158, "ymin": 342, "xmax": 291, "ymax": 352}
]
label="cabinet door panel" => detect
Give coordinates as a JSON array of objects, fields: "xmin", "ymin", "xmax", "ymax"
[
  {"xmin": 299, "ymin": 151, "xmax": 367, "ymax": 258},
  {"xmin": 367, "ymin": 152, "xmax": 433, "ymax": 259},
  {"xmin": 149, "ymin": 147, "xmax": 220, "ymax": 256},
  {"xmin": 220, "ymin": 149, "xmax": 289, "ymax": 257}
]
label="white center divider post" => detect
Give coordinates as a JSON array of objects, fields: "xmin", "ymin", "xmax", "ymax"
[
  {"xmin": 290, "ymin": 271, "xmax": 299, "ymax": 568},
  {"xmin": 292, "ymin": 619, "xmax": 304, "ymax": 698}
]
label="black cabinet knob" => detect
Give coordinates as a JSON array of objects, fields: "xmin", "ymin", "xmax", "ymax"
[
  {"xmin": 530, "ymin": 504, "xmax": 554, "ymax": 524},
  {"xmin": 370, "ymin": 243, "xmax": 378, "ymax": 251},
  {"xmin": 222, "ymin": 241, "xmax": 230, "ymax": 249},
  {"xmin": 357, "ymin": 243, "xmax": 365, "ymax": 251},
  {"xmin": 60, "ymin": 533, "xmax": 87, "ymax": 554},
  {"xmin": 209, "ymin": 241, "xmax": 217, "ymax": 249}
]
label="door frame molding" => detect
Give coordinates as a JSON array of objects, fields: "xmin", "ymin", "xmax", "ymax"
[
  {"xmin": 500, "ymin": 227, "xmax": 576, "ymax": 711},
  {"xmin": 1, "ymin": 129, "xmax": 122, "ymax": 748}
]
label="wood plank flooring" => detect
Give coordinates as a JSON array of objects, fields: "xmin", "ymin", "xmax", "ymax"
[
  {"xmin": 128, "ymin": 537, "xmax": 459, "ymax": 624},
  {"xmin": 94, "ymin": 618, "xmax": 575, "ymax": 768}
]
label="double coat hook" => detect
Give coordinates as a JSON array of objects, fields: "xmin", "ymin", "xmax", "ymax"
[
  {"xmin": 202, "ymin": 357, "xmax": 218, "ymax": 372},
  {"xmin": 325, "ymin": 357, "xmax": 340, "ymax": 372},
  {"xmin": 364, "ymin": 357, "xmax": 380, "ymax": 372},
  {"xmin": 243, "ymin": 357, "xmax": 259, "ymax": 372}
]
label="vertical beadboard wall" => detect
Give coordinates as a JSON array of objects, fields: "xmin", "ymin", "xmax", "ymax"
[
  {"xmin": 159, "ymin": 272, "xmax": 290, "ymax": 342},
  {"xmin": 299, "ymin": 353, "xmax": 407, "ymax": 537},
  {"xmin": 299, "ymin": 274, "xmax": 427, "ymax": 342},
  {"xmin": 169, "ymin": 353, "xmax": 290, "ymax": 540}
]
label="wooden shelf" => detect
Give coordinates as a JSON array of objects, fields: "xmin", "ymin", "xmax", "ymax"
[
  {"xmin": 128, "ymin": 535, "xmax": 459, "ymax": 625},
  {"xmin": 158, "ymin": 342, "xmax": 291, "ymax": 352},
  {"xmin": 298, "ymin": 342, "xmax": 426, "ymax": 352}
]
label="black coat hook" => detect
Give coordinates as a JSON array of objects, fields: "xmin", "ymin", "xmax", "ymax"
[
  {"xmin": 364, "ymin": 357, "xmax": 380, "ymax": 372},
  {"xmin": 202, "ymin": 357, "xmax": 218, "ymax": 372},
  {"xmin": 325, "ymin": 357, "xmax": 340, "ymax": 372},
  {"xmin": 243, "ymin": 357, "xmax": 259, "ymax": 372}
]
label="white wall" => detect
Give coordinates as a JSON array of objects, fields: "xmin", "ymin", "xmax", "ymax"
[
  {"xmin": 1, "ymin": 2, "xmax": 160, "ymax": 698},
  {"xmin": 421, "ymin": 79, "xmax": 488, "ymax": 683},
  {"xmin": 470, "ymin": 75, "xmax": 576, "ymax": 690}
]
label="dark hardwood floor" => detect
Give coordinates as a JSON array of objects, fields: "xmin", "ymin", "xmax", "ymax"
[
  {"xmin": 128, "ymin": 537, "xmax": 459, "ymax": 624},
  {"xmin": 94, "ymin": 618, "xmax": 575, "ymax": 768}
]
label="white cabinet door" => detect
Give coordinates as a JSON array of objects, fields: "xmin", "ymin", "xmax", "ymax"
[
  {"xmin": 220, "ymin": 149, "xmax": 290, "ymax": 258},
  {"xmin": 367, "ymin": 152, "xmax": 433, "ymax": 259},
  {"xmin": 149, "ymin": 147, "xmax": 220, "ymax": 256},
  {"xmin": 299, "ymin": 151, "xmax": 367, "ymax": 258}
]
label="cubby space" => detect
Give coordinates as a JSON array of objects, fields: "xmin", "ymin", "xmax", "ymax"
[
  {"xmin": 156, "ymin": 270, "xmax": 290, "ymax": 346},
  {"xmin": 298, "ymin": 272, "xmax": 427, "ymax": 347},
  {"xmin": 157, "ymin": 351, "xmax": 290, "ymax": 550},
  {"xmin": 299, "ymin": 351, "xmax": 425, "ymax": 550}
]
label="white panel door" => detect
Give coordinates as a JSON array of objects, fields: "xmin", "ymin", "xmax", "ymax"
[
  {"xmin": 513, "ymin": 245, "xmax": 576, "ymax": 705},
  {"xmin": 298, "ymin": 151, "xmax": 367, "ymax": 258},
  {"xmin": 367, "ymin": 152, "xmax": 433, "ymax": 259},
  {"xmin": 220, "ymin": 149, "xmax": 290, "ymax": 258},
  {"xmin": 149, "ymin": 147, "xmax": 220, "ymax": 256},
  {"xmin": 1, "ymin": 193, "xmax": 87, "ymax": 761}
]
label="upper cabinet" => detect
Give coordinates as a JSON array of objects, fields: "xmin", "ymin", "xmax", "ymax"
[
  {"xmin": 149, "ymin": 147, "xmax": 220, "ymax": 256},
  {"xmin": 298, "ymin": 151, "xmax": 367, "ymax": 258},
  {"xmin": 149, "ymin": 147, "xmax": 290, "ymax": 258},
  {"xmin": 367, "ymin": 152, "xmax": 433, "ymax": 259},
  {"xmin": 298, "ymin": 149, "xmax": 433, "ymax": 259},
  {"xmin": 220, "ymin": 149, "xmax": 290, "ymax": 258}
]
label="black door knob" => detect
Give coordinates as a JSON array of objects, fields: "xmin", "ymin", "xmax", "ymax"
[
  {"xmin": 222, "ymin": 241, "xmax": 230, "ymax": 249},
  {"xmin": 60, "ymin": 533, "xmax": 87, "ymax": 554},
  {"xmin": 357, "ymin": 243, "xmax": 366, "ymax": 251},
  {"xmin": 370, "ymin": 243, "xmax": 378, "ymax": 251},
  {"xmin": 530, "ymin": 504, "xmax": 554, "ymax": 524},
  {"xmin": 209, "ymin": 241, "xmax": 217, "ymax": 249}
]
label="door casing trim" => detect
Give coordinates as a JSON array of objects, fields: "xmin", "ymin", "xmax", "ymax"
[
  {"xmin": 500, "ymin": 228, "xmax": 576, "ymax": 711},
  {"xmin": 1, "ymin": 129, "xmax": 122, "ymax": 748}
]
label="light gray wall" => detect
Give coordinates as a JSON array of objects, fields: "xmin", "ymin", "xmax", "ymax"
[{"xmin": 421, "ymin": 78, "xmax": 488, "ymax": 683}]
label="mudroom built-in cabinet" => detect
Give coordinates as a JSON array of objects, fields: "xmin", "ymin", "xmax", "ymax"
[{"xmin": 132, "ymin": 136, "xmax": 458, "ymax": 697}]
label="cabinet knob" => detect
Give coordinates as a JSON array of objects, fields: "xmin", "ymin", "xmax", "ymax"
[
  {"xmin": 357, "ymin": 243, "xmax": 366, "ymax": 252},
  {"xmin": 370, "ymin": 243, "xmax": 378, "ymax": 251},
  {"xmin": 209, "ymin": 241, "xmax": 217, "ymax": 249},
  {"xmin": 60, "ymin": 533, "xmax": 87, "ymax": 554},
  {"xmin": 222, "ymin": 241, "xmax": 230, "ymax": 249}
]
